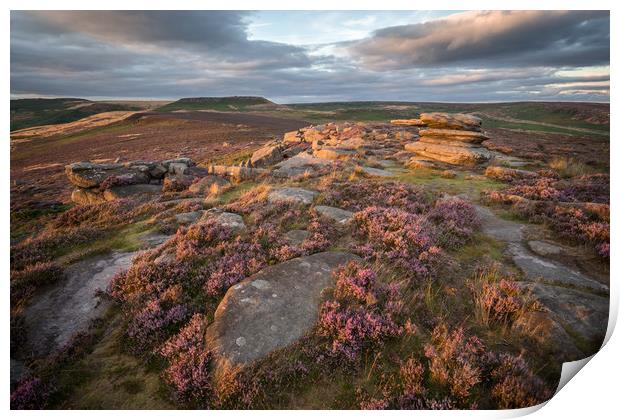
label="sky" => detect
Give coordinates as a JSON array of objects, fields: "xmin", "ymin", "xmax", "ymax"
[{"xmin": 10, "ymin": 10, "xmax": 610, "ymax": 103}]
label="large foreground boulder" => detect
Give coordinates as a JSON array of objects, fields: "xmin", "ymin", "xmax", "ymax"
[{"xmin": 205, "ymin": 251, "xmax": 361, "ymax": 375}]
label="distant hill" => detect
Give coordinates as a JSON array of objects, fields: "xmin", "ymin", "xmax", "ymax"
[
  {"xmin": 10, "ymin": 98, "xmax": 140, "ymax": 131},
  {"xmin": 156, "ymin": 96, "xmax": 274, "ymax": 112}
]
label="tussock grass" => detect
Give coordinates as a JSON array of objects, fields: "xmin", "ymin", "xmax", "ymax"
[{"xmin": 548, "ymin": 156, "xmax": 594, "ymax": 178}]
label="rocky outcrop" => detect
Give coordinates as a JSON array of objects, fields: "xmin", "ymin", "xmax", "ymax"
[
  {"xmin": 403, "ymin": 113, "xmax": 491, "ymax": 166},
  {"xmin": 250, "ymin": 144, "xmax": 284, "ymax": 167},
  {"xmin": 208, "ymin": 165, "xmax": 268, "ymax": 181},
  {"xmin": 390, "ymin": 118, "xmax": 425, "ymax": 126},
  {"xmin": 205, "ymin": 251, "xmax": 361, "ymax": 376},
  {"xmin": 420, "ymin": 112, "xmax": 483, "ymax": 131},
  {"xmin": 66, "ymin": 158, "xmax": 197, "ymax": 204}
]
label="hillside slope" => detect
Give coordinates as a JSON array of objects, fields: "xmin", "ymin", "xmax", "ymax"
[
  {"xmin": 156, "ymin": 96, "xmax": 274, "ymax": 112},
  {"xmin": 10, "ymin": 98, "xmax": 140, "ymax": 131}
]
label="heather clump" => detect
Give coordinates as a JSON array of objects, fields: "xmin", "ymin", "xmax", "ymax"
[
  {"xmin": 428, "ymin": 197, "xmax": 480, "ymax": 249},
  {"xmin": 358, "ymin": 325, "xmax": 553, "ymax": 409},
  {"xmin": 11, "ymin": 225, "xmax": 101, "ymax": 270},
  {"xmin": 468, "ymin": 265, "xmax": 542, "ymax": 328},
  {"xmin": 319, "ymin": 180, "xmax": 431, "ymax": 213},
  {"xmin": 424, "ymin": 325, "xmax": 485, "ymax": 401},
  {"xmin": 489, "ymin": 353, "xmax": 554, "ymax": 409},
  {"xmin": 10, "ymin": 377, "xmax": 54, "ymax": 410},
  {"xmin": 126, "ymin": 298, "xmax": 189, "ymax": 354},
  {"xmin": 108, "ymin": 257, "xmax": 193, "ymax": 306},
  {"xmin": 483, "ymin": 170, "xmax": 609, "ymax": 258},
  {"xmin": 352, "ymin": 206, "xmax": 444, "ymax": 279},
  {"xmin": 159, "ymin": 314, "xmax": 214, "ymax": 405},
  {"xmin": 317, "ymin": 262, "xmax": 403, "ymax": 362},
  {"xmin": 11, "ymin": 261, "xmax": 65, "ymax": 303}
]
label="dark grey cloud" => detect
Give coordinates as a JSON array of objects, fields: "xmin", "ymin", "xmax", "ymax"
[
  {"xmin": 10, "ymin": 10, "xmax": 610, "ymax": 102},
  {"xmin": 350, "ymin": 10, "xmax": 610, "ymax": 70}
]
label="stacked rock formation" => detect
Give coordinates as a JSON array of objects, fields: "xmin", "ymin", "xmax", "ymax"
[
  {"xmin": 402, "ymin": 113, "xmax": 492, "ymax": 166},
  {"xmin": 65, "ymin": 158, "xmax": 206, "ymax": 205}
]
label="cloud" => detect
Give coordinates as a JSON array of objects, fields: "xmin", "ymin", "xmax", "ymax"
[
  {"xmin": 350, "ymin": 10, "xmax": 609, "ymax": 70},
  {"xmin": 13, "ymin": 11, "xmax": 311, "ymax": 71},
  {"xmin": 10, "ymin": 10, "xmax": 610, "ymax": 103}
]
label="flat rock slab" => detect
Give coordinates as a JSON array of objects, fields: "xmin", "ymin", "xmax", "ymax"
[
  {"xmin": 528, "ymin": 240, "xmax": 565, "ymax": 257},
  {"xmin": 314, "ymin": 205, "xmax": 354, "ymax": 224},
  {"xmin": 176, "ymin": 210, "xmax": 205, "ymax": 224},
  {"xmin": 268, "ymin": 187, "xmax": 318, "ymax": 205},
  {"xmin": 21, "ymin": 251, "xmax": 136, "ymax": 357},
  {"xmin": 475, "ymin": 205, "xmax": 608, "ymax": 293},
  {"xmin": 205, "ymin": 251, "xmax": 361, "ymax": 373},
  {"xmin": 419, "ymin": 128, "xmax": 488, "ymax": 143},
  {"xmin": 314, "ymin": 148, "xmax": 357, "ymax": 160},
  {"xmin": 509, "ymin": 244, "xmax": 608, "ymax": 293},
  {"xmin": 475, "ymin": 205, "xmax": 524, "ymax": 243},
  {"xmin": 283, "ymin": 229, "xmax": 310, "ymax": 245},
  {"xmin": 521, "ymin": 282, "xmax": 609, "ymax": 345},
  {"xmin": 358, "ymin": 166, "xmax": 393, "ymax": 178},
  {"xmin": 205, "ymin": 211, "xmax": 246, "ymax": 231},
  {"xmin": 420, "ymin": 112, "xmax": 482, "ymax": 131}
]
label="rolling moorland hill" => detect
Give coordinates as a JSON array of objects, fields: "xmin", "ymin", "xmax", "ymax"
[
  {"xmin": 156, "ymin": 96, "xmax": 275, "ymax": 112},
  {"xmin": 10, "ymin": 98, "xmax": 142, "ymax": 132}
]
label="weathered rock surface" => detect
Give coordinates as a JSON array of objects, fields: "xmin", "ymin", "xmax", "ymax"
[
  {"xmin": 358, "ymin": 166, "xmax": 393, "ymax": 178},
  {"xmin": 103, "ymin": 184, "xmax": 162, "ymax": 201},
  {"xmin": 314, "ymin": 205, "xmax": 354, "ymax": 224},
  {"xmin": 314, "ymin": 147, "xmax": 357, "ymax": 160},
  {"xmin": 420, "ymin": 112, "xmax": 482, "ymax": 131},
  {"xmin": 528, "ymin": 240, "xmax": 564, "ymax": 257},
  {"xmin": 509, "ymin": 244, "xmax": 608, "ymax": 293},
  {"xmin": 208, "ymin": 165, "xmax": 268, "ymax": 181},
  {"xmin": 418, "ymin": 128, "xmax": 488, "ymax": 143},
  {"xmin": 268, "ymin": 187, "xmax": 317, "ymax": 205},
  {"xmin": 520, "ymin": 282, "xmax": 608, "ymax": 345},
  {"xmin": 390, "ymin": 119, "xmax": 425, "ymax": 126},
  {"xmin": 273, "ymin": 152, "xmax": 332, "ymax": 177},
  {"xmin": 205, "ymin": 211, "xmax": 246, "ymax": 231},
  {"xmin": 512, "ymin": 310, "xmax": 583, "ymax": 360},
  {"xmin": 65, "ymin": 162, "xmax": 125, "ymax": 188},
  {"xmin": 175, "ymin": 211, "xmax": 205, "ymax": 224},
  {"xmin": 475, "ymin": 204, "xmax": 609, "ymax": 355},
  {"xmin": 283, "ymin": 229, "xmax": 310, "ymax": 245},
  {"xmin": 66, "ymin": 158, "xmax": 199, "ymax": 204},
  {"xmin": 251, "ymin": 144, "xmax": 283, "ymax": 167},
  {"xmin": 21, "ymin": 251, "xmax": 136, "ymax": 357},
  {"xmin": 405, "ymin": 142, "xmax": 492, "ymax": 165},
  {"xmin": 406, "ymin": 156, "xmax": 438, "ymax": 169},
  {"xmin": 71, "ymin": 188, "xmax": 108, "ymax": 205},
  {"xmin": 205, "ymin": 251, "xmax": 361, "ymax": 373}
]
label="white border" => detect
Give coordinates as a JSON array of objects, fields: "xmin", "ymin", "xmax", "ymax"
[{"xmin": 4, "ymin": 1, "xmax": 617, "ymax": 418}]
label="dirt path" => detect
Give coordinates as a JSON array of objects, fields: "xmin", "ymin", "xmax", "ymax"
[{"xmin": 474, "ymin": 204, "xmax": 609, "ymax": 357}]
